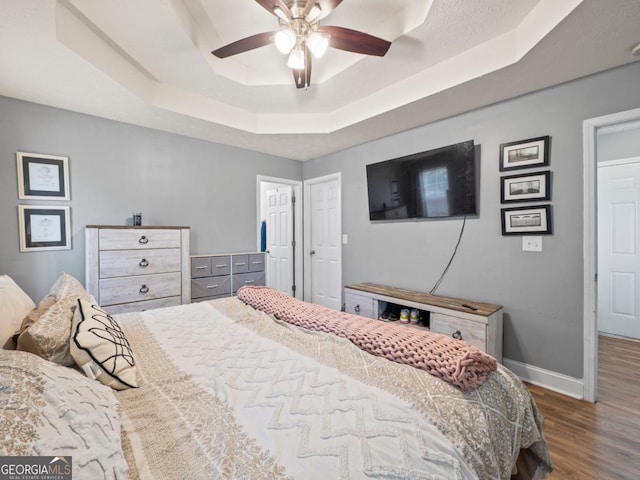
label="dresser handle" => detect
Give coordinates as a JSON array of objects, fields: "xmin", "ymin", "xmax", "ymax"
[
  {"xmin": 215, "ymin": 264, "xmax": 228, "ymax": 268},
  {"xmin": 452, "ymin": 330, "xmax": 463, "ymax": 340},
  {"xmin": 139, "ymin": 284, "xmax": 150, "ymax": 294},
  {"xmin": 355, "ymin": 304, "xmax": 360, "ymax": 314},
  {"xmin": 244, "ymin": 280, "xmax": 255, "ymax": 284},
  {"xmin": 236, "ymin": 262, "xmax": 247, "ymax": 266},
  {"xmin": 206, "ymin": 284, "xmax": 219, "ymax": 289},
  {"xmin": 139, "ymin": 258, "xmax": 149, "ymax": 268},
  {"xmin": 195, "ymin": 265, "xmax": 207, "ymax": 270},
  {"xmin": 252, "ymin": 261, "xmax": 263, "ymax": 265},
  {"xmin": 138, "ymin": 235, "xmax": 149, "ymax": 245}
]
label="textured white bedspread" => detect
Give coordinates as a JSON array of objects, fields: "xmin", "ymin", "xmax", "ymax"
[{"xmin": 117, "ymin": 298, "xmax": 551, "ymax": 480}]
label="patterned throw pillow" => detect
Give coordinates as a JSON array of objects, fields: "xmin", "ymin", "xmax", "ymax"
[
  {"xmin": 70, "ymin": 299, "xmax": 138, "ymax": 390},
  {"xmin": 16, "ymin": 273, "xmax": 94, "ymax": 366}
]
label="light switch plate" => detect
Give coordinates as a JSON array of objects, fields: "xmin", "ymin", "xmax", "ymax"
[
  {"xmin": 342, "ymin": 234, "xmax": 348, "ymax": 244},
  {"xmin": 522, "ymin": 236, "xmax": 542, "ymax": 252}
]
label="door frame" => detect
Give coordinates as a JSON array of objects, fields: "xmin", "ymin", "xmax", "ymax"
[
  {"xmin": 256, "ymin": 175, "xmax": 303, "ymax": 297},
  {"xmin": 583, "ymin": 106, "xmax": 640, "ymax": 402},
  {"xmin": 303, "ymin": 173, "xmax": 342, "ymax": 304}
]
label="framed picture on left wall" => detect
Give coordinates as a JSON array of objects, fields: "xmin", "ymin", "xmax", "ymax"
[
  {"xmin": 16, "ymin": 152, "xmax": 70, "ymax": 200},
  {"xmin": 18, "ymin": 205, "xmax": 71, "ymax": 252}
]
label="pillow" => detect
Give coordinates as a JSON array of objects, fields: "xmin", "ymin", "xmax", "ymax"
[
  {"xmin": 71, "ymin": 298, "xmax": 138, "ymax": 390},
  {"xmin": 0, "ymin": 275, "xmax": 36, "ymax": 349},
  {"xmin": 0, "ymin": 349, "xmax": 129, "ymax": 479},
  {"xmin": 16, "ymin": 273, "xmax": 94, "ymax": 366}
]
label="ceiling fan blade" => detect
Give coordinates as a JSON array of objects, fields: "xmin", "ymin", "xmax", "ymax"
[
  {"xmin": 318, "ymin": 26, "xmax": 391, "ymax": 56},
  {"xmin": 292, "ymin": 47, "xmax": 312, "ymax": 89},
  {"xmin": 303, "ymin": 0, "xmax": 344, "ymax": 21},
  {"xmin": 211, "ymin": 31, "xmax": 275, "ymax": 58},
  {"xmin": 255, "ymin": 0, "xmax": 292, "ymax": 20}
]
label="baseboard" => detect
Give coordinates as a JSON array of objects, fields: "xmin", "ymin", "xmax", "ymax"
[{"xmin": 503, "ymin": 357, "xmax": 584, "ymax": 399}]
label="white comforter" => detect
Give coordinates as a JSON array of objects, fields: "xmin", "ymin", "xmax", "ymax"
[{"xmin": 117, "ymin": 298, "xmax": 551, "ymax": 480}]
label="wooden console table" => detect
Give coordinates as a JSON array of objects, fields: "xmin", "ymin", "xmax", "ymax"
[{"xmin": 344, "ymin": 283, "xmax": 503, "ymax": 362}]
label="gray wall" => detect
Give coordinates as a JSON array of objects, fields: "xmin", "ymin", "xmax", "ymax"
[
  {"xmin": 303, "ymin": 61, "xmax": 640, "ymax": 379},
  {"xmin": 0, "ymin": 96, "xmax": 302, "ymax": 302}
]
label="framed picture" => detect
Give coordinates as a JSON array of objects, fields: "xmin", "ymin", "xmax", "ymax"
[
  {"xmin": 499, "ymin": 136, "xmax": 550, "ymax": 171},
  {"xmin": 501, "ymin": 205, "xmax": 552, "ymax": 235},
  {"xmin": 16, "ymin": 152, "xmax": 70, "ymax": 200},
  {"xmin": 501, "ymin": 170, "xmax": 551, "ymax": 203},
  {"xmin": 18, "ymin": 205, "xmax": 71, "ymax": 252}
]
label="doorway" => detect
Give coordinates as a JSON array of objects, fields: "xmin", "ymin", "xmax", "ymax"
[
  {"xmin": 583, "ymin": 107, "xmax": 640, "ymax": 402},
  {"xmin": 303, "ymin": 173, "xmax": 342, "ymax": 310},
  {"xmin": 257, "ymin": 176, "xmax": 303, "ymax": 298},
  {"xmin": 597, "ymin": 158, "xmax": 640, "ymax": 340}
]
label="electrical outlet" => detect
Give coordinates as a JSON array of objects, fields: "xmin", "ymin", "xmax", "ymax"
[
  {"xmin": 342, "ymin": 234, "xmax": 348, "ymax": 244},
  {"xmin": 522, "ymin": 236, "xmax": 542, "ymax": 252}
]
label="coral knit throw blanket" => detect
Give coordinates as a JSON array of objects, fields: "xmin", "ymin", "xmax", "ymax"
[{"xmin": 237, "ymin": 286, "xmax": 497, "ymax": 391}]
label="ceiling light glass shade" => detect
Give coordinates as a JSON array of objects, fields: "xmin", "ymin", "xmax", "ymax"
[
  {"xmin": 275, "ymin": 29, "xmax": 296, "ymax": 54},
  {"xmin": 306, "ymin": 4, "xmax": 322, "ymax": 22},
  {"xmin": 273, "ymin": 6, "xmax": 289, "ymax": 23},
  {"xmin": 307, "ymin": 32, "xmax": 330, "ymax": 58},
  {"xmin": 287, "ymin": 47, "xmax": 305, "ymax": 70}
]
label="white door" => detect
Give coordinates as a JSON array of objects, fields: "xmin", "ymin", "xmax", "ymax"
[
  {"xmin": 265, "ymin": 186, "xmax": 295, "ymax": 296},
  {"xmin": 304, "ymin": 174, "xmax": 342, "ymax": 310},
  {"xmin": 598, "ymin": 159, "xmax": 640, "ymax": 339}
]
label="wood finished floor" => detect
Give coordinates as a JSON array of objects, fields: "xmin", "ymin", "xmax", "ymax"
[{"xmin": 527, "ymin": 335, "xmax": 640, "ymax": 480}]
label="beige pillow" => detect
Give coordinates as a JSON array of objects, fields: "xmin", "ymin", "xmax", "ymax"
[
  {"xmin": 17, "ymin": 273, "xmax": 93, "ymax": 365},
  {"xmin": 0, "ymin": 275, "xmax": 35, "ymax": 349},
  {"xmin": 71, "ymin": 299, "xmax": 138, "ymax": 390}
]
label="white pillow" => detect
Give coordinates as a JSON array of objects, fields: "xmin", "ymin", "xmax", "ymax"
[
  {"xmin": 71, "ymin": 298, "xmax": 138, "ymax": 390},
  {"xmin": 0, "ymin": 275, "xmax": 35, "ymax": 349}
]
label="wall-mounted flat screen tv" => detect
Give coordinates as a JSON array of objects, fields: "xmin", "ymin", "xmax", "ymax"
[{"xmin": 366, "ymin": 140, "xmax": 477, "ymax": 221}]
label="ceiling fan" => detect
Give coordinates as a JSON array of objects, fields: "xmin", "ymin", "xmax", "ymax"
[{"xmin": 211, "ymin": 0, "xmax": 391, "ymax": 89}]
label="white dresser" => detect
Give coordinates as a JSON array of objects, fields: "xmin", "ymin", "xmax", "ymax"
[{"xmin": 85, "ymin": 226, "xmax": 190, "ymax": 315}]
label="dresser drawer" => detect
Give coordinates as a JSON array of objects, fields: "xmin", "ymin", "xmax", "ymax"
[
  {"xmin": 99, "ymin": 272, "xmax": 182, "ymax": 306},
  {"xmin": 103, "ymin": 296, "xmax": 182, "ymax": 315},
  {"xmin": 232, "ymin": 271, "xmax": 265, "ymax": 293},
  {"xmin": 232, "ymin": 254, "xmax": 250, "ymax": 274},
  {"xmin": 430, "ymin": 313, "xmax": 487, "ymax": 352},
  {"xmin": 99, "ymin": 228, "xmax": 181, "ymax": 250},
  {"xmin": 211, "ymin": 255, "xmax": 231, "ymax": 276},
  {"xmin": 345, "ymin": 292, "xmax": 375, "ymax": 318},
  {"xmin": 100, "ymin": 248, "xmax": 181, "ymax": 278},
  {"xmin": 191, "ymin": 257, "xmax": 212, "ymax": 278},
  {"xmin": 249, "ymin": 253, "xmax": 265, "ymax": 272},
  {"xmin": 191, "ymin": 276, "xmax": 231, "ymax": 299}
]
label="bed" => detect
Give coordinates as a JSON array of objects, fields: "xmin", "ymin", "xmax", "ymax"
[{"xmin": 1, "ymin": 273, "xmax": 552, "ymax": 479}]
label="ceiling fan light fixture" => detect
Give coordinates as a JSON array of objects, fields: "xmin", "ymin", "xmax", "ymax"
[
  {"xmin": 275, "ymin": 29, "xmax": 296, "ymax": 54},
  {"xmin": 287, "ymin": 47, "xmax": 305, "ymax": 70},
  {"xmin": 307, "ymin": 32, "xmax": 330, "ymax": 58},
  {"xmin": 306, "ymin": 3, "xmax": 322, "ymax": 22},
  {"xmin": 273, "ymin": 6, "xmax": 289, "ymax": 23}
]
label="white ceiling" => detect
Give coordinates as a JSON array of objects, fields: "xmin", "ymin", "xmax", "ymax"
[{"xmin": 1, "ymin": 0, "xmax": 639, "ymax": 161}]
